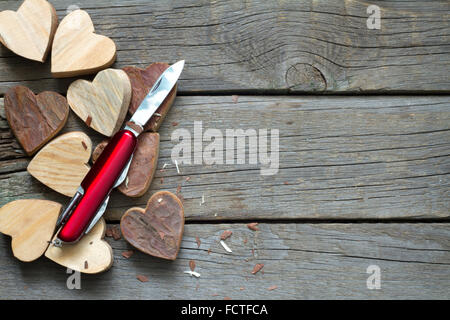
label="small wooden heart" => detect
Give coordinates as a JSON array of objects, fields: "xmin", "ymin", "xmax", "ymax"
[
  {"xmin": 0, "ymin": 199, "xmax": 61, "ymax": 262},
  {"xmin": 27, "ymin": 131, "xmax": 92, "ymax": 197},
  {"xmin": 120, "ymin": 191, "xmax": 184, "ymax": 260},
  {"xmin": 5, "ymin": 86, "xmax": 69, "ymax": 156},
  {"xmin": 67, "ymin": 68, "xmax": 131, "ymax": 136},
  {"xmin": 45, "ymin": 218, "xmax": 113, "ymax": 274},
  {"xmin": 93, "ymin": 133, "xmax": 160, "ymax": 197},
  {"xmin": 123, "ymin": 63, "xmax": 177, "ymax": 132},
  {"xmin": 51, "ymin": 9, "xmax": 116, "ymax": 78},
  {"xmin": 0, "ymin": 0, "xmax": 57, "ymax": 62}
]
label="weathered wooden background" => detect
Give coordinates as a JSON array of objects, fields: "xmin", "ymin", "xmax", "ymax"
[{"xmin": 0, "ymin": 0, "xmax": 449, "ymax": 299}]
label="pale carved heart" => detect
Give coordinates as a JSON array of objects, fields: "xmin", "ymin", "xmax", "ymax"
[
  {"xmin": 0, "ymin": 199, "xmax": 61, "ymax": 262},
  {"xmin": 27, "ymin": 131, "xmax": 92, "ymax": 197},
  {"xmin": 4, "ymin": 86, "xmax": 69, "ymax": 156},
  {"xmin": 120, "ymin": 191, "xmax": 184, "ymax": 260},
  {"xmin": 0, "ymin": 0, "xmax": 57, "ymax": 62},
  {"xmin": 67, "ymin": 68, "xmax": 131, "ymax": 137},
  {"xmin": 51, "ymin": 9, "xmax": 116, "ymax": 78},
  {"xmin": 45, "ymin": 218, "xmax": 113, "ymax": 274}
]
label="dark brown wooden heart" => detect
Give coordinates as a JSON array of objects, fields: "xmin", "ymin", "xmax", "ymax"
[
  {"xmin": 5, "ymin": 86, "xmax": 69, "ymax": 155},
  {"xmin": 123, "ymin": 63, "xmax": 177, "ymax": 132},
  {"xmin": 92, "ymin": 132, "xmax": 159, "ymax": 197},
  {"xmin": 120, "ymin": 191, "xmax": 184, "ymax": 260}
]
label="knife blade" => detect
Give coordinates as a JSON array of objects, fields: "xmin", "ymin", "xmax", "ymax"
[{"xmin": 53, "ymin": 60, "xmax": 185, "ymax": 245}]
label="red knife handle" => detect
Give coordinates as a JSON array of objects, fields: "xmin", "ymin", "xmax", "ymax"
[{"xmin": 57, "ymin": 129, "xmax": 137, "ymax": 243}]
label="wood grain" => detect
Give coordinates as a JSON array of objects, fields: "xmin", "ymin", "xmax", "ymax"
[
  {"xmin": 0, "ymin": 199, "xmax": 60, "ymax": 262},
  {"xmin": 124, "ymin": 63, "xmax": 177, "ymax": 132},
  {"xmin": 0, "ymin": 0, "xmax": 448, "ymax": 93},
  {"xmin": 0, "ymin": 0, "xmax": 57, "ymax": 62},
  {"xmin": 118, "ymin": 132, "xmax": 159, "ymax": 197},
  {"xmin": 45, "ymin": 218, "xmax": 113, "ymax": 274},
  {"xmin": 51, "ymin": 9, "xmax": 116, "ymax": 78},
  {"xmin": 0, "ymin": 222, "xmax": 448, "ymax": 299},
  {"xmin": 121, "ymin": 191, "xmax": 184, "ymax": 260},
  {"xmin": 4, "ymin": 86, "xmax": 69, "ymax": 155},
  {"xmin": 27, "ymin": 131, "xmax": 91, "ymax": 197},
  {"xmin": 1, "ymin": 96, "xmax": 449, "ymax": 220},
  {"xmin": 67, "ymin": 68, "xmax": 131, "ymax": 137}
]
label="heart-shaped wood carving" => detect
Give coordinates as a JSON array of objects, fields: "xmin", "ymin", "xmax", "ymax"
[
  {"xmin": 45, "ymin": 218, "xmax": 113, "ymax": 274},
  {"xmin": 121, "ymin": 191, "xmax": 184, "ymax": 260},
  {"xmin": 123, "ymin": 63, "xmax": 178, "ymax": 132},
  {"xmin": 5, "ymin": 86, "xmax": 69, "ymax": 156},
  {"xmin": 51, "ymin": 9, "xmax": 116, "ymax": 78},
  {"xmin": 0, "ymin": 199, "xmax": 61, "ymax": 262},
  {"xmin": 0, "ymin": 0, "xmax": 57, "ymax": 62},
  {"xmin": 67, "ymin": 68, "xmax": 131, "ymax": 137},
  {"xmin": 27, "ymin": 131, "xmax": 92, "ymax": 197},
  {"xmin": 92, "ymin": 133, "xmax": 160, "ymax": 197}
]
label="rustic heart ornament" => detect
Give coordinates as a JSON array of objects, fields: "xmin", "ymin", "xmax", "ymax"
[
  {"xmin": 123, "ymin": 63, "xmax": 178, "ymax": 132},
  {"xmin": 0, "ymin": 0, "xmax": 57, "ymax": 62},
  {"xmin": 120, "ymin": 191, "xmax": 184, "ymax": 260},
  {"xmin": 0, "ymin": 199, "xmax": 61, "ymax": 262},
  {"xmin": 92, "ymin": 133, "xmax": 160, "ymax": 197},
  {"xmin": 27, "ymin": 131, "xmax": 92, "ymax": 197},
  {"xmin": 67, "ymin": 68, "xmax": 131, "ymax": 137},
  {"xmin": 45, "ymin": 218, "xmax": 113, "ymax": 274},
  {"xmin": 5, "ymin": 86, "xmax": 69, "ymax": 155},
  {"xmin": 51, "ymin": 9, "xmax": 116, "ymax": 78}
]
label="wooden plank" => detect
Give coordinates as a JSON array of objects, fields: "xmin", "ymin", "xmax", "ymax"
[
  {"xmin": 0, "ymin": 0, "xmax": 449, "ymax": 94},
  {"xmin": 0, "ymin": 222, "xmax": 449, "ymax": 299},
  {"xmin": 1, "ymin": 96, "xmax": 449, "ymax": 221}
]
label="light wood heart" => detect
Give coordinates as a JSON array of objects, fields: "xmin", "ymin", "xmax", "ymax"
[
  {"xmin": 5, "ymin": 86, "xmax": 69, "ymax": 156},
  {"xmin": 45, "ymin": 218, "xmax": 113, "ymax": 274},
  {"xmin": 27, "ymin": 132, "xmax": 92, "ymax": 197},
  {"xmin": 67, "ymin": 69, "xmax": 131, "ymax": 137},
  {"xmin": 51, "ymin": 9, "xmax": 116, "ymax": 78},
  {"xmin": 0, "ymin": 0, "xmax": 57, "ymax": 62},
  {"xmin": 0, "ymin": 199, "xmax": 61, "ymax": 262},
  {"xmin": 121, "ymin": 191, "xmax": 184, "ymax": 260}
]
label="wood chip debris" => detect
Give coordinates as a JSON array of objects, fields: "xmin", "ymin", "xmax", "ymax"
[
  {"xmin": 220, "ymin": 240, "xmax": 232, "ymax": 253},
  {"xmin": 185, "ymin": 176, "xmax": 191, "ymax": 182},
  {"xmin": 85, "ymin": 115, "xmax": 92, "ymax": 126},
  {"xmin": 232, "ymin": 95, "xmax": 239, "ymax": 103},
  {"xmin": 121, "ymin": 250, "xmax": 134, "ymax": 259},
  {"xmin": 268, "ymin": 285, "xmax": 278, "ymax": 291},
  {"xmin": 252, "ymin": 263, "xmax": 264, "ymax": 274},
  {"xmin": 172, "ymin": 122, "xmax": 179, "ymax": 127},
  {"xmin": 184, "ymin": 270, "xmax": 201, "ymax": 278},
  {"xmin": 195, "ymin": 236, "xmax": 201, "ymax": 248},
  {"xmin": 247, "ymin": 223, "xmax": 259, "ymax": 231},
  {"xmin": 106, "ymin": 226, "xmax": 121, "ymax": 240},
  {"xmin": 189, "ymin": 260, "xmax": 196, "ymax": 271},
  {"xmin": 220, "ymin": 230, "xmax": 233, "ymax": 240},
  {"xmin": 136, "ymin": 275, "xmax": 149, "ymax": 282}
]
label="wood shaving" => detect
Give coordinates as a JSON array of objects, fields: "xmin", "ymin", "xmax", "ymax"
[
  {"xmin": 172, "ymin": 122, "xmax": 179, "ymax": 126},
  {"xmin": 121, "ymin": 250, "xmax": 134, "ymax": 259},
  {"xmin": 106, "ymin": 226, "xmax": 121, "ymax": 240},
  {"xmin": 136, "ymin": 275, "xmax": 149, "ymax": 282},
  {"xmin": 247, "ymin": 223, "xmax": 259, "ymax": 231},
  {"xmin": 189, "ymin": 260, "xmax": 196, "ymax": 271},
  {"xmin": 85, "ymin": 115, "xmax": 92, "ymax": 126},
  {"xmin": 268, "ymin": 285, "xmax": 278, "ymax": 291},
  {"xmin": 232, "ymin": 95, "xmax": 239, "ymax": 103},
  {"xmin": 195, "ymin": 236, "xmax": 201, "ymax": 248},
  {"xmin": 184, "ymin": 271, "xmax": 201, "ymax": 278},
  {"xmin": 220, "ymin": 230, "xmax": 232, "ymax": 240},
  {"xmin": 185, "ymin": 176, "xmax": 191, "ymax": 182},
  {"xmin": 220, "ymin": 240, "xmax": 232, "ymax": 253},
  {"xmin": 252, "ymin": 263, "xmax": 264, "ymax": 274}
]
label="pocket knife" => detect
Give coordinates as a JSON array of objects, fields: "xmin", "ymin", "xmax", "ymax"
[{"xmin": 52, "ymin": 60, "xmax": 185, "ymax": 246}]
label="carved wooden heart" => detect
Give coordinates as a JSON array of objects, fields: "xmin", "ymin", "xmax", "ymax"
[
  {"xmin": 92, "ymin": 133, "xmax": 160, "ymax": 197},
  {"xmin": 4, "ymin": 86, "xmax": 69, "ymax": 155},
  {"xmin": 123, "ymin": 63, "xmax": 177, "ymax": 132},
  {"xmin": 51, "ymin": 9, "xmax": 116, "ymax": 78},
  {"xmin": 0, "ymin": 0, "xmax": 57, "ymax": 62},
  {"xmin": 67, "ymin": 68, "xmax": 131, "ymax": 137},
  {"xmin": 27, "ymin": 132, "xmax": 92, "ymax": 197},
  {"xmin": 45, "ymin": 218, "xmax": 113, "ymax": 274},
  {"xmin": 0, "ymin": 199, "xmax": 61, "ymax": 262},
  {"xmin": 120, "ymin": 191, "xmax": 184, "ymax": 260}
]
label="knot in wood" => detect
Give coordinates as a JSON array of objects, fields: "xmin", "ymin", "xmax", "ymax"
[{"xmin": 285, "ymin": 63, "xmax": 327, "ymax": 92}]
